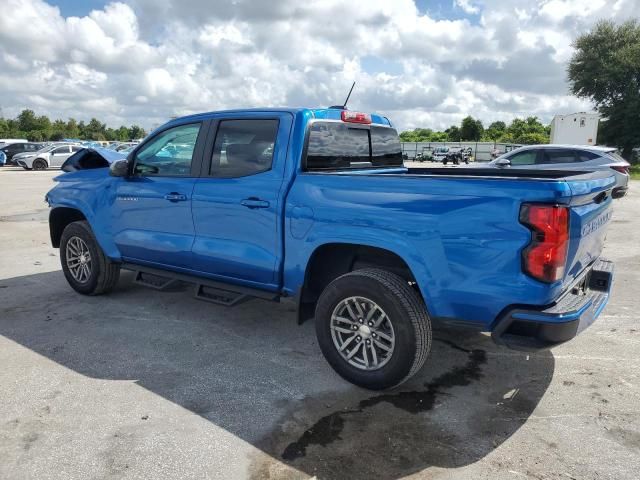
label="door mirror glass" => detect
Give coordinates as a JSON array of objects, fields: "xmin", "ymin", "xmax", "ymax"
[{"xmin": 110, "ymin": 159, "xmax": 130, "ymax": 177}]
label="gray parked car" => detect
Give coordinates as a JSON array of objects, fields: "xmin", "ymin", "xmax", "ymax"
[
  {"xmin": 14, "ymin": 144, "xmax": 83, "ymax": 170},
  {"xmin": 488, "ymin": 145, "xmax": 630, "ymax": 198}
]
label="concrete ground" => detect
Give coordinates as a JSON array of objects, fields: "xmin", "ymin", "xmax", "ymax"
[{"xmin": 0, "ymin": 166, "xmax": 638, "ymax": 480}]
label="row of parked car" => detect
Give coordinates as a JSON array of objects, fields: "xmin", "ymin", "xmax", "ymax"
[{"xmin": 0, "ymin": 139, "xmax": 138, "ymax": 170}]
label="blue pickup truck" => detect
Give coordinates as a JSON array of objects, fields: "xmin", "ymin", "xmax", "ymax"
[{"xmin": 46, "ymin": 108, "xmax": 615, "ymax": 389}]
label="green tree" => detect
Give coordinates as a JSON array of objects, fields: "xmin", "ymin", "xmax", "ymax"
[
  {"xmin": 128, "ymin": 125, "xmax": 146, "ymax": 140},
  {"xmin": 568, "ymin": 20, "xmax": 640, "ymax": 159},
  {"xmin": 460, "ymin": 116, "xmax": 484, "ymax": 141},
  {"xmin": 116, "ymin": 126, "xmax": 130, "ymax": 141},
  {"xmin": 485, "ymin": 121, "xmax": 506, "ymax": 141},
  {"xmin": 505, "ymin": 116, "xmax": 549, "ymax": 144},
  {"xmin": 66, "ymin": 118, "xmax": 80, "ymax": 138},
  {"xmin": 0, "ymin": 118, "xmax": 8, "ymax": 137},
  {"xmin": 445, "ymin": 125, "xmax": 461, "ymax": 142},
  {"xmin": 17, "ymin": 109, "xmax": 37, "ymax": 132}
]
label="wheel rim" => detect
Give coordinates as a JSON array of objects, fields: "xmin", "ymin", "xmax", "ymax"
[
  {"xmin": 330, "ymin": 296, "xmax": 395, "ymax": 371},
  {"xmin": 65, "ymin": 236, "xmax": 92, "ymax": 283}
]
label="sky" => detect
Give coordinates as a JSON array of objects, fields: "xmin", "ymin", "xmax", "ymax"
[{"xmin": 0, "ymin": 0, "xmax": 638, "ymax": 132}]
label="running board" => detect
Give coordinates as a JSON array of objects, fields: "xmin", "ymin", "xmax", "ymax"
[
  {"xmin": 194, "ymin": 284, "xmax": 248, "ymax": 306},
  {"xmin": 134, "ymin": 271, "xmax": 180, "ymax": 290},
  {"xmin": 122, "ymin": 263, "xmax": 280, "ymax": 306}
]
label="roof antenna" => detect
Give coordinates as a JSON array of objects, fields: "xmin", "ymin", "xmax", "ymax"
[{"xmin": 330, "ymin": 82, "xmax": 356, "ymax": 110}]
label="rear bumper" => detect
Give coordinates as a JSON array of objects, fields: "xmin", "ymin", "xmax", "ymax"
[{"xmin": 492, "ymin": 258, "xmax": 614, "ymax": 351}]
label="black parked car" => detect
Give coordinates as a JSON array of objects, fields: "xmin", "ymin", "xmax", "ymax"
[{"xmin": 0, "ymin": 142, "xmax": 44, "ymax": 165}]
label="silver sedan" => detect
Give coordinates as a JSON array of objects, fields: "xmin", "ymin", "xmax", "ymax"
[
  {"xmin": 14, "ymin": 144, "xmax": 83, "ymax": 170},
  {"xmin": 487, "ymin": 145, "xmax": 630, "ymax": 198}
]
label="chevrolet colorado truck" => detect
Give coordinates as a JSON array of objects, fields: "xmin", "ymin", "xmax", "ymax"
[{"xmin": 46, "ymin": 108, "xmax": 615, "ymax": 389}]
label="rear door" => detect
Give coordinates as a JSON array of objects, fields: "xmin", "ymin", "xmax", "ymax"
[
  {"xmin": 110, "ymin": 122, "xmax": 206, "ymax": 269},
  {"xmin": 190, "ymin": 113, "xmax": 293, "ymax": 289}
]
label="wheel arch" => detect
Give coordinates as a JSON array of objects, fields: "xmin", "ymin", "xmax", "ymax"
[
  {"xmin": 296, "ymin": 242, "xmax": 428, "ymax": 324},
  {"xmin": 49, "ymin": 207, "xmax": 87, "ymax": 248}
]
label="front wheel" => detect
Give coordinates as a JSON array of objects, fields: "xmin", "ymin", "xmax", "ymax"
[
  {"xmin": 315, "ymin": 268, "xmax": 432, "ymax": 390},
  {"xmin": 60, "ymin": 221, "xmax": 120, "ymax": 295},
  {"xmin": 32, "ymin": 159, "xmax": 47, "ymax": 170}
]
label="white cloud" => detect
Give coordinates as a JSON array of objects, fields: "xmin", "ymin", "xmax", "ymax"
[
  {"xmin": 455, "ymin": 0, "xmax": 481, "ymax": 15},
  {"xmin": 0, "ymin": 0, "xmax": 638, "ymax": 131}
]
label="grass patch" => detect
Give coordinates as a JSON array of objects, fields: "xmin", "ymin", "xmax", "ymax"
[{"xmin": 630, "ymin": 165, "xmax": 640, "ymax": 180}]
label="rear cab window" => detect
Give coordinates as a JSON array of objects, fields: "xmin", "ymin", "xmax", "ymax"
[{"xmin": 305, "ymin": 122, "xmax": 403, "ymax": 171}]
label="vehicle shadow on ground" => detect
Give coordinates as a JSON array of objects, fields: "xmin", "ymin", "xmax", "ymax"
[{"xmin": 0, "ymin": 270, "xmax": 555, "ymax": 480}]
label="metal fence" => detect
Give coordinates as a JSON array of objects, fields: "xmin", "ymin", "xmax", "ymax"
[{"xmin": 401, "ymin": 141, "xmax": 523, "ymax": 162}]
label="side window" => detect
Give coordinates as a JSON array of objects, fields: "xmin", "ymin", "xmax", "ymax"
[
  {"xmin": 71, "ymin": 146, "xmax": 82, "ymax": 152},
  {"xmin": 134, "ymin": 123, "xmax": 201, "ymax": 176},
  {"xmin": 578, "ymin": 151, "xmax": 600, "ymax": 162},
  {"xmin": 543, "ymin": 149, "xmax": 577, "ymax": 164},
  {"xmin": 507, "ymin": 150, "xmax": 537, "ymax": 165},
  {"xmin": 210, "ymin": 119, "xmax": 279, "ymax": 178},
  {"xmin": 52, "ymin": 146, "xmax": 70, "ymax": 154}
]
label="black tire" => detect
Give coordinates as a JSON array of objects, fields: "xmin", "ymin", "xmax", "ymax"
[
  {"xmin": 32, "ymin": 159, "xmax": 47, "ymax": 170},
  {"xmin": 60, "ymin": 220, "xmax": 120, "ymax": 295},
  {"xmin": 315, "ymin": 268, "xmax": 431, "ymax": 390}
]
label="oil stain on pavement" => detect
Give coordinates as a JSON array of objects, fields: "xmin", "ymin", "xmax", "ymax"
[{"xmin": 250, "ymin": 333, "xmax": 554, "ymax": 480}]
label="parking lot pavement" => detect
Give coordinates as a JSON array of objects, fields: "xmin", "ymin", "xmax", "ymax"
[{"xmin": 0, "ymin": 168, "xmax": 638, "ymax": 480}]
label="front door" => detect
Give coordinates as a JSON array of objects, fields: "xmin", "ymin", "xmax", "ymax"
[
  {"xmin": 191, "ymin": 114, "xmax": 292, "ymax": 289},
  {"xmin": 49, "ymin": 146, "xmax": 74, "ymax": 167},
  {"xmin": 111, "ymin": 122, "xmax": 206, "ymax": 270}
]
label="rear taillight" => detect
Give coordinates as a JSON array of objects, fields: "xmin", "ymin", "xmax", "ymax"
[
  {"xmin": 611, "ymin": 166, "xmax": 629, "ymax": 175},
  {"xmin": 520, "ymin": 204, "xmax": 569, "ymax": 283}
]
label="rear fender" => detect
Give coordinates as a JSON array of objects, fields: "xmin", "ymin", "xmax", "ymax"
[{"xmin": 285, "ymin": 226, "xmax": 436, "ymax": 311}]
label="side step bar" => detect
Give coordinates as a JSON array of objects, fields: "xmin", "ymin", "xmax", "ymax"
[{"xmin": 122, "ymin": 263, "xmax": 280, "ymax": 306}]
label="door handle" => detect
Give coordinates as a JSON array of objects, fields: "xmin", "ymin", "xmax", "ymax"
[
  {"xmin": 164, "ymin": 193, "xmax": 188, "ymax": 202},
  {"xmin": 240, "ymin": 197, "xmax": 270, "ymax": 209}
]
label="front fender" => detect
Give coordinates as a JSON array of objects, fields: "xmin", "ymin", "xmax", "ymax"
[{"xmin": 47, "ymin": 171, "xmax": 122, "ymax": 261}]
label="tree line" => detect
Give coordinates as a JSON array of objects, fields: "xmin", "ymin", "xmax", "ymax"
[
  {"xmin": 399, "ymin": 115, "xmax": 550, "ymax": 145},
  {"xmin": 0, "ymin": 109, "xmax": 146, "ymax": 142}
]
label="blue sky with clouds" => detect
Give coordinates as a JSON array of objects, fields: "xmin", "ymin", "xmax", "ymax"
[{"xmin": 0, "ymin": 0, "xmax": 638, "ymax": 131}]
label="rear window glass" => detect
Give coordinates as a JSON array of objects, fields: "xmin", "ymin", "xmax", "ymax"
[
  {"xmin": 606, "ymin": 151, "xmax": 627, "ymax": 162},
  {"xmin": 371, "ymin": 126, "xmax": 403, "ymax": 165},
  {"xmin": 305, "ymin": 122, "xmax": 402, "ymax": 171}
]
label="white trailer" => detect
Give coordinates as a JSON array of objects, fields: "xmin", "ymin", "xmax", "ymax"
[{"xmin": 550, "ymin": 113, "xmax": 599, "ymax": 145}]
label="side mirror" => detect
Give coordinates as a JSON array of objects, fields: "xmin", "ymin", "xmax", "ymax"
[
  {"xmin": 494, "ymin": 158, "xmax": 511, "ymax": 168},
  {"xmin": 110, "ymin": 159, "xmax": 130, "ymax": 177}
]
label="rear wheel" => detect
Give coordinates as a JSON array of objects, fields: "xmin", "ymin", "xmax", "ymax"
[
  {"xmin": 60, "ymin": 221, "xmax": 120, "ymax": 295},
  {"xmin": 32, "ymin": 159, "xmax": 47, "ymax": 170},
  {"xmin": 315, "ymin": 268, "xmax": 431, "ymax": 390}
]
